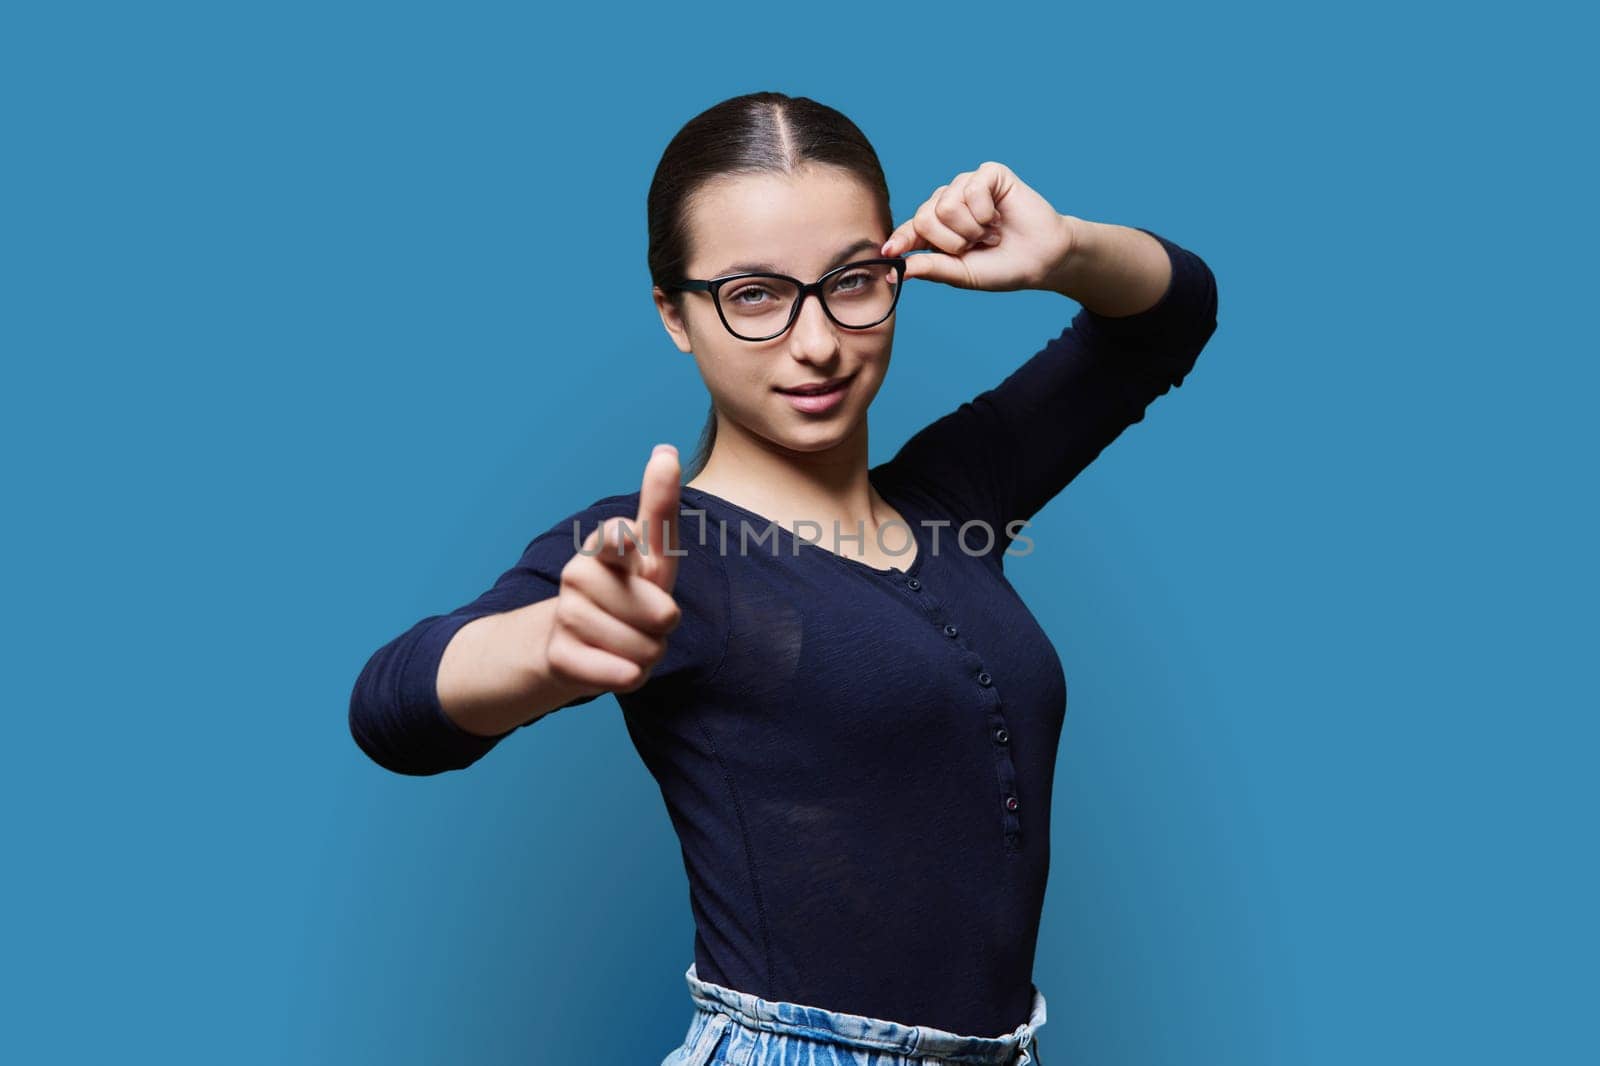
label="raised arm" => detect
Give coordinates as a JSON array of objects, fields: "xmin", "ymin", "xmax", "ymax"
[{"xmin": 882, "ymin": 223, "xmax": 1219, "ymax": 553}]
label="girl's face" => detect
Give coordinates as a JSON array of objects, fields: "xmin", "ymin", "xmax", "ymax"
[{"xmin": 653, "ymin": 164, "xmax": 896, "ymax": 460}]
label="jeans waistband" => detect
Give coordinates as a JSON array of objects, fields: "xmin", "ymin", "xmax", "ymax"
[{"xmin": 683, "ymin": 963, "xmax": 1048, "ymax": 1065}]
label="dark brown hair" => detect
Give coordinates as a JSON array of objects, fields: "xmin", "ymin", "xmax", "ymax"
[{"xmin": 647, "ymin": 92, "xmax": 894, "ymax": 480}]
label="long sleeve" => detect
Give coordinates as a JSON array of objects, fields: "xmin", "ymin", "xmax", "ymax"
[
  {"xmin": 349, "ymin": 493, "xmax": 729, "ymax": 776},
  {"xmin": 882, "ymin": 227, "xmax": 1219, "ymax": 555},
  {"xmin": 347, "ymin": 528, "xmax": 604, "ymax": 777}
]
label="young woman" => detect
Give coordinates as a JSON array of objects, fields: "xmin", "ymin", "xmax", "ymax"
[{"xmin": 350, "ymin": 91, "xmax": 1219, "ymax": 1066}]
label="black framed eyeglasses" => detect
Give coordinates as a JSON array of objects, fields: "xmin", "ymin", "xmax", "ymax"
[{"xmin": 662, "ymin": 257, "xmax": 908, "ymax": 342}]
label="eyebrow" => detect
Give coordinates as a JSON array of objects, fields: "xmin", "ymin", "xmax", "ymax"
[{"xmin": 712, "ymin": 238, "xmax": 882, "ymax": 279}]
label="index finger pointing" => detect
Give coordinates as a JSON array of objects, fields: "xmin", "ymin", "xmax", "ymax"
[{"xmin": 636, "ymin": 443, "xmax": 682, "ymax": 592}]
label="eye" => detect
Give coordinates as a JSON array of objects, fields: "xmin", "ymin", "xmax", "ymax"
[
  {"xmin": 827, "ymin": 269, "xmax": 875, "ymax": 296},
  {"xmin": 725, "ymin": 284, "xmax": 777, "ymax": 307}
]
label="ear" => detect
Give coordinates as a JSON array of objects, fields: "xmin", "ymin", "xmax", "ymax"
[{"xmin": 652, "ymin": 286, "xmax": 695, "ymax": 355}]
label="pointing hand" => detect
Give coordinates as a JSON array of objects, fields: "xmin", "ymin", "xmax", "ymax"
[{"xmin": 542, "ymin": 445, "xmax": 685, "ymax": 696}]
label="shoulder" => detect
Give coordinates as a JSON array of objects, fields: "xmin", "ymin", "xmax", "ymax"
[
  {"xmin": 519, "ymin": 490, "xmax": 724, "ymax": 590},
  {"xmin": 528, "ymin": 491, "xmax": 638, "ymax": 542}
]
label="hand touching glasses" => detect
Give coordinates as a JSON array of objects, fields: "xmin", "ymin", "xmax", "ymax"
[{"xmin": 880, "ymin": 161, "xmax": 1085, "ymax": 294}]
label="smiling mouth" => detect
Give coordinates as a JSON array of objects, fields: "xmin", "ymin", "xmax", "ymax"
[{"xmin": 775, "ymin": 372, "xmax": 855, "ymax": 396}]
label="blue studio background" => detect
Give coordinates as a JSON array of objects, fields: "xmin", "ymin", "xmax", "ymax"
[{"xmin": 5, "ymin": 2, "xmax": 1594, "ymax": 1063}]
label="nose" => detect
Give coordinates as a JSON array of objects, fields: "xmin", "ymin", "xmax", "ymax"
[{"xmin": 786, "ymin": 289, "xmax": 841, "ymax": 364}]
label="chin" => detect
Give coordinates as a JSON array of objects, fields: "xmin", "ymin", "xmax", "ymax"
[{"xmin": 779, "ymin": 417, "xmax": 864, "ymax": 454}]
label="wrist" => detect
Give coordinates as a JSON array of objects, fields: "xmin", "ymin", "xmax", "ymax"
[{"xmin": 1041, "ymin": 215, "xmax": 1101, "ymax": 297}]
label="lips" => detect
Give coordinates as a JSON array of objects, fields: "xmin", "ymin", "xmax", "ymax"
[{"xmin": 776, "ymin": 373, "xmax": 854, "ymax": 395}]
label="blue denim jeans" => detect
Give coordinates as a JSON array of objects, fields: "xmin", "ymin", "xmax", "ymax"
[{"xmin": 662, "ymin": 963, "xmax": 1049, "ymax": 1066}]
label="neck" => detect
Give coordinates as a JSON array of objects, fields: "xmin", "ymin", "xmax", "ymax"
[{"xmin": 687, "ymin": 413, "xmax": 887, "ymax": 533}]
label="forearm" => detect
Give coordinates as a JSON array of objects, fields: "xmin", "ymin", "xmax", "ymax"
[
  {"xmin": 1045, "ymin": 217, "xmax": 1174, "ymax": 317},
  {"xmin": 436, "ymin": 599, "xmax": 592, "ymax": 737}
]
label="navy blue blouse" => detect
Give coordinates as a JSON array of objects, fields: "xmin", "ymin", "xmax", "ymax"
[{"xmin": 350, "ymin": 227, "xmax": 1219, "ymax": 1038}]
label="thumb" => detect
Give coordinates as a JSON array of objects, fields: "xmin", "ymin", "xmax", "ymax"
[
  {"xmin": 636, "ymin": 443, "xmax": 682, "ymax": 592},
  {"xmin": 902, "ymin": 251, "xmax": 974, "ymax": 288}
]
